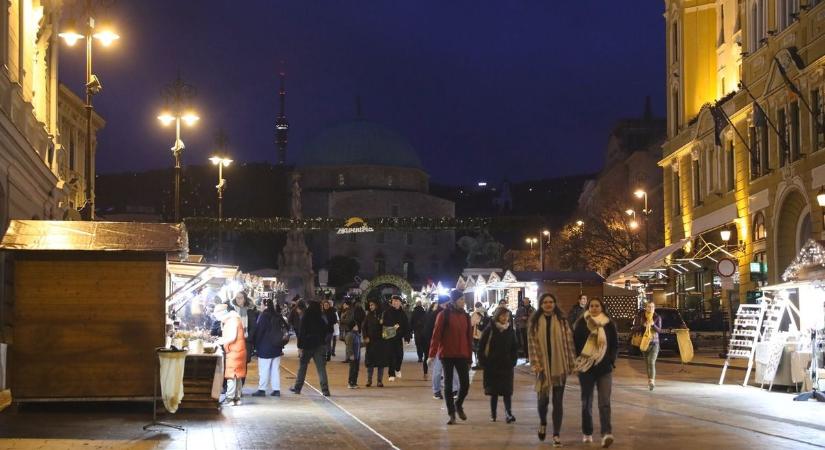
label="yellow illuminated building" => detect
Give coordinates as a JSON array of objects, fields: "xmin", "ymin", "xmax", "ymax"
[{"xmin": 661, "ymin": 0, "xmax": 825, "ymax": 309}]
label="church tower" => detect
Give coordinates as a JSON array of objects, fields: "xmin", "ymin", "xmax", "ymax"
[{"xmin": 275, "ymin": 71, "xmax": 289, "ymax": 165}]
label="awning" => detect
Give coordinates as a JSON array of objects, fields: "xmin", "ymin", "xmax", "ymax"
[{"xmin": 606, "ymin": 238, "xmax": 690, "ymax": 286}]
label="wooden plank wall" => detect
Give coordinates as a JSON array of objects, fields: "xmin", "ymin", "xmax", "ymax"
[{"xmin": 11, "ymin": 255, "xmax": 166, "ymax": 399}]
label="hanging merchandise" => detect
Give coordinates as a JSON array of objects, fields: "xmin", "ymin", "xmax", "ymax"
[{"xmin": 158, "ymin": 350, "xmax": 187, "ymax": 413}]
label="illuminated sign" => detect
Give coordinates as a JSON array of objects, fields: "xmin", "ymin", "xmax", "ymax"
[{"xmin": 336, "ymin": 217, "xmax": 375, "ymax": 234}]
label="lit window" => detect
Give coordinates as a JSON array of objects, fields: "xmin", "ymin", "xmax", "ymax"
[
  {"xmin": 753, "ymin": 213, "xmax": 767, "ymax": 241},
  {"xmin": 338, "ymin": 174, "xmax": 345, "ymax": 186}
]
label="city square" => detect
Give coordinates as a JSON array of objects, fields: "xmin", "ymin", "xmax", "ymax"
[{"xmin": 0, "ymin": 1, "xmax": 824, "ymax": 449}]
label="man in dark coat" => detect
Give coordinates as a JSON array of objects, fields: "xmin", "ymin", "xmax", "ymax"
[
  {"xmin": 382, "ymin": 295, "xmax": 410, "ymax": 380},
  {"xmin": 567, "ymin": 294, "xmax": 588, "ymax": 327},
  {"xmin": 515, "ymin": 297, "xmax": 535, "ymax": 358},
  {"xmin": 410, "ymin": 300, "xmax": 428, "ymax": 363},
  {"xmin": 363, "ymin": 299, "xmax": 392, "ymax": 386},
  {"xmin": 290, "ymin": 300, "xmax": 331, "ymax": 396}
]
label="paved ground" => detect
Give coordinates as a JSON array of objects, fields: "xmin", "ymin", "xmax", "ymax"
[{"xmin": 0, "ymin": 342, "xmax": 823, "ymax": 449}]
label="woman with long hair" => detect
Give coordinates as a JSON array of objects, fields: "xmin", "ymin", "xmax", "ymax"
[
  {"xmin": 573, "ymin": 297, "xmax": 618, "ymax": 448},
  {"xmin": 478, "ymin": 306, "xmax": 518, "ymax": 423},
  {"xmin": 362, "ymin": 299, "xmax": 392, "ymax": 387},
  {"xmin": 527, "ymin": 293, "xmax": 576, "ymax": 447},
  {"xmin": 632, "ymin": 300, "xmax": 662, "ymax": 391}
]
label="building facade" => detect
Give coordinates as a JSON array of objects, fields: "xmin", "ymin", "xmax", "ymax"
[
  {"xmin": 298, "ymin": 118, "xmax": 456, "ymax": 283},
  {"xmin": 661, "ymin": 0, "xmax": 825, "ymax": 309}
]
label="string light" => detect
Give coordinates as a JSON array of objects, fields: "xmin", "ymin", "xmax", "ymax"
[{"xmin": 782, "ymin": 239, "xmax": 825, "ymax": 281}]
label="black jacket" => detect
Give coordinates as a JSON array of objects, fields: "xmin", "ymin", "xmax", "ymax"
[
  {"xmin": 297, "ymin": 303, "xmax": 326, "ymax": 350},
  {"xmin": 340, "ymin": 305, "xmax": 366, "ymax": 333},
  {"xmin": 478, "ymin": 324, "xmax": 518, "ymax": 396},
  {"xmin": 322, "ymin": 307, "xmax": 338, "ymax": 335},
  {"xmin": 573, "ymin": 316, "xmax": 619, "ymax": 377},
  {"xmin": 381, "ymin": 306, "xmax": 411, "ymax": 340},
  {"xmin": 253, "ymin": 310, "xmax": 288, "ymax": 359},
  {"xmin": 410, "ymin": 305, "xmax": 427, "ymax": 337},
  {"xmin": 567, "ymin": 304, "xmax": 585, "ymax": 327},
  {"xmin": 363, "ymin": 309, "xmax": 392, "ymax": 367}
]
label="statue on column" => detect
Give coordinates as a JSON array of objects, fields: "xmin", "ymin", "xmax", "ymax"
[{"xmin": 291, "ymin": 172, "xmax": 303, "ymax": 219}]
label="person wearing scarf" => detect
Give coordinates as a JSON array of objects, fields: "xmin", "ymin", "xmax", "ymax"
[
  {"xmin": 573, "ymin": 297, "xmax": 618, "ymax": 448},
  {"xmin": 632, "ymin": 300, "xmax": 662, "ymax": 391},
  {"xmin": 478, "ymin": 306, "xmax": 518, "ymax": 424},
  {"xmin": 527, "ymin": 293, "xmax": 576, "ymax": 447}
]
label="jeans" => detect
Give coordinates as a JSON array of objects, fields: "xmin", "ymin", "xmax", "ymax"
[
  {"xmin": 348, "ymin": 332, "xmax": 362, "ymax": 386},
  {"xmin": 226, "ymin": 376, "xmax": 243, "ymax": 401},
  {"xmin": 414, "ymin": 334, "xmax": 427, "ymax": 361},
  {"xmin": 257, "ymin": 357, "xmax": 281, "ymax": 391},
  {"xmin": 579, "ymin": 371, "xmax": 612, "ymax": 436},
  {"xmin": 517, "ymin": 328, "xmax": 528, "ymax": 357},
  {"xmin": 442, "ymin": 358, "xmax": 470, "ymax": 416},
  {"xmin": 431, "ymin": 357, "xmax": 459, "ymax": 393},
  {"xmin": 293, "ymin": 345, "xmax": 330, "ymax": 393},
  {"xmin": 538, "ymin": 385, "xmax": 566, "ymax": 436},
  {"xmin": 324, "ymin": 333, "xmax": 334, "ymax": 359},
  {"xmin": 490, "ymin": 394, "xmax": 512, "ymax": 417},
  {"xmin": 644, "ymin": 341, "xmax": 660, "ymax": 381},
  {"xmin": 389, "ymin": 338, "xmax": 404, "ymax": 376},
  {"xmin": 367, "ymin": 366, "xmax": 384, "ymax": 383}
]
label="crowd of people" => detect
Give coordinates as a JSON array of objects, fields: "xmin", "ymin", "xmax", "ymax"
[{"xmin": 204, "ymin": 288, "xmax": 665, "ymax": 449}]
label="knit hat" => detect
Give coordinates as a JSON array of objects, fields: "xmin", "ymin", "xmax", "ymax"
[
  {"xmin": 437, "ymin": 294, "xmax": 452, "ymax": 305},
  {"xmin": 450, "ymin": 289, "xmax": 464, "ymax": 303}
]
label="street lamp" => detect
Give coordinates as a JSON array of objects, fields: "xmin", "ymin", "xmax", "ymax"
[
  {"xmin": 210, "ymin": 155, "xmax": 232, "ymax": 261},
  {"xmin": 720, "ymin": 228, "xmax": 732, "ymax": 243},
  {"xmin": 525, "ymin": 237, "xmax": 538, "ymax": 249},
  {"xmin": 158, "ymin": 74, "xmax": 198, "ymax": 223},
  {"xmin": 59, "ymin": 3, "xmax": 120, "ymax": 220},
  {"xmin": 626, "ymin": 209, "xmax": 639, "ymax": 230},
  {"xmin": 540, "ymin": 229, "xmax": 550, "ymax": 271},
  {"xmin": 575, "ymin": 220, "xmax": 584, "ymax": 227},
  {"xmin": 634, "ymin": 189, "xmax": 653, "ymax": 252}
]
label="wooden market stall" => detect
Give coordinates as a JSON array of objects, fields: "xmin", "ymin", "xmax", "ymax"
[{"xmin": 0, "ymin": 220, "xmax": 187, "ymax": 401}]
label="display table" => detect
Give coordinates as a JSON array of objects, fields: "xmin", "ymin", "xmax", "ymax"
[
  {"xmin": 179, "ymin": 353, "xmax": 223, "ymax": 411},
  {"xmin": 755, "ymin": 343, "xmax": 796, "ymax": 387}
]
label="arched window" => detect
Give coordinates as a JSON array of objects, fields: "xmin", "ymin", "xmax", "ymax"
[
  {"xmin": 338, "ymin": 173, "xmax": 345, "ymax": 186},
  {"xmin": 753, "ymin": 212, "xmax": 767, "ymax": 241}
]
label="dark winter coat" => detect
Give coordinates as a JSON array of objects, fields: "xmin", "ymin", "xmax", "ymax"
[
  {"xmin": 422, "ymin": 306, "xmax": 442, "ymax": 354},
  {"xmin": 515, "ymin": 303, "xmax": 535, "ymax": 330},
  {"xmin": 297, "ymin": 302, "xmax": 326, "ymax": 350},
  {"xmin": 323, "ymin": 307, "xmax": 338, "ymax": 335},
  {"xmin": 478, "ymin": 323, "xmax": 518, "ymax": 396},
  {"xmin": 341, "ymin": 305, "xmax": 367, "ymax": 333},
  {"xmin": 573, "ymin": 317, "xmax": 619, "ymax": 377},
  {"xmin": 253, "ymin": 309, "xmax": 288, "ymax": 359},
  {"xmin": 363, "ymin": 309, "xmax": 392, "ymax": 368},
  {"xmin": 381, "ymin": 306, "xmax": 411, "ymax": 341},
  {"xmin": 410, "ymin": 305, "xmax": 427, "ymax": 337},
  {"xmin": 567, "ymin": 304, "xmax": 585, "ymax": 327}
]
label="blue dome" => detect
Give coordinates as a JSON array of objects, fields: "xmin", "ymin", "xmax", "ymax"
[{"xmin": 300, "ymin": 119, "xmax": 423, "ymax": 169}]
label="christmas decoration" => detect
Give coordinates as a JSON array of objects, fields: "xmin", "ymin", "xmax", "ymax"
[{"xmin": 782, "ymin": 239, "xmax": 825, "ymax": 281}]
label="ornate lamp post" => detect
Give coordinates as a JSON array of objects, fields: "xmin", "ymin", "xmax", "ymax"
[
  {"xmin": 158, "ymin": 74, "xmax": 198, "ymax": 223},
  {"xmin": 635, "ymin": 189, "xmax": 652, "ymax": 252},
  {"xmin": 59, "ymin": 1, "xmax": 119, "ymax": 220},
  {"xmin": 209, "ymin": 155, "xmax": 232, "ymax": 261}
]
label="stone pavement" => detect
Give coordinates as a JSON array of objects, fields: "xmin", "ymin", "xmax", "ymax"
[{"xmin": 0, "ymin": 341, "xmax": 823, "ymax": 449}]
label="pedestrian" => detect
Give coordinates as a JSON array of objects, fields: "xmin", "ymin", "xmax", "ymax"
[
  {"xmin": 471, "ymin": 302, "xmax": 490, "ymax": 370},
  {"xmin": 567, "ymin": 294, "xmax": 588, "ymax": 327},
  {"xmin": 428, "ymin": 290, "xmax": 473, "ymax": 425},
  {"xmin": 632, "ymin": 300, "xmax": 662, "ymax": 391},
  {"xmin": 410, "ymin": 300, "xmax": 428, "ymax": 364},
  {"xmin": 339, "ymin": 301, "xmax": 353, "ymax": 363},
  {"xmin": 322, "ymin": 299, "xmax": 338, "ymax": 361},
  {"xmin": 288, "ymin": 297, "xmax": 303, "ymax": 334},
  {"xmin": 290, "ymin": 300, "xmax": 331, "ymax": 397},
  {"xmin": 363, "ymin": 299, "xmax": 392, "ymax": 387},
  {"xmin": 251, "ymin": 298, "xmax": 289, "ymax": 397},
  {"xmin": 426, "ymin": 299, "xmax": 459, "ymax": 398},
  {"xmin": 515, "ymin": 296, "xmax": 535, "ymax": 359},
  {"xmin": 382, "ymin": 295, "xmax": 410, "ymax": 381},
  {"xmin": 214, "ymin": 303, "xmax": 247, "ymax": 406},
  {"xmin": 573, "ymin": 297, "xmax": 618, "ymax": 448},
  {"xmin": 231, "ymin": 291, "xmax": 259, "ymax": 363},
  {"xmin": 340, "ymin": 299, "xmax": 367, "ymax": 388},
  {"xmin": 478, "ymin": 306, "xmax": 518, "ymax": 424},
  {"xmin": 331, "ymin": 302, "xmax": 341, "ymax": 358},
  {"xmin": 528, "ymin": 293, "xmax": 577, "ymax": 447}
]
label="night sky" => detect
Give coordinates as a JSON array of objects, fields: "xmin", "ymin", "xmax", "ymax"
[{"xmin": 59, "ymin": 1, "xmax": 665, "ymax": 185}]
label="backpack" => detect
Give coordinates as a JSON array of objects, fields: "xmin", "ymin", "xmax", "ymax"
[{"xmin": 269, "ymin": 313, "xmax": 289, "ymax": 348}]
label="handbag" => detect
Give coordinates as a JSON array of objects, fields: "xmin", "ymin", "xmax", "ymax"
[
  {"xmin": 639, "ymin": 332, "xmax": 652, "ymax": 352},
  {"xmin": 382, "ymin": 326, "xmax": 397, "ymax": 340},
  {"xmin": 631, "ymin": 332, "xmax": 642, "ymax": 347}
]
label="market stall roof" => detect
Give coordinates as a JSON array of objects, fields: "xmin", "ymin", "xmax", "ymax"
[
  {"xmin": 0, "ymin": 220, "xmax": 187, "ymax": 253},
  {"xmin": 512, "ymin": 271, "xmax": 604, "ymax": 284},
  {"xmin": 781, "ymin": 238, "xmax": 825, "ymax": 282},
  {"xmin": 167, "ymin": 261, "xmax": 239, "ymax": 279},
  {"xmin": 605, "ymin": 238, "xmax": 690, "ymax": 286},
  {"xmin": 249, "ymin": 268, "xmax": 278, "ymax": 278}
]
